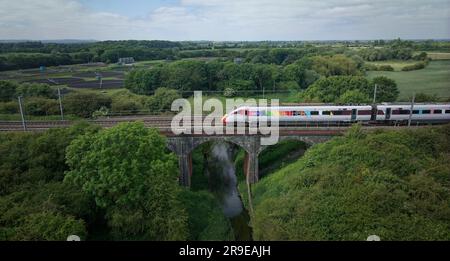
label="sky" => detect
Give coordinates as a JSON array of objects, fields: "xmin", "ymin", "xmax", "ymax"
[{"xmin": 0, "ymin": 0, "xmax": 449, "ymax": 41}]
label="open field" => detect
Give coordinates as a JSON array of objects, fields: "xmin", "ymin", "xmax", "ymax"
[
  {"xmin": 367, "ymin": 60, "xmax": 450, "ymax": 100},
  {"xmin": 427, "ymin": 52, "xmax": 450, "ymax": 60},
  {"xmin": 0, "ymin": 62, "xmax": 126, "ymax": 91}
]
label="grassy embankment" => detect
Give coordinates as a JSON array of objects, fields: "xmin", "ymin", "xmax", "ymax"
[{"xmin": 240, "ymin": 124, "xmax": 450, "ymax": 240}]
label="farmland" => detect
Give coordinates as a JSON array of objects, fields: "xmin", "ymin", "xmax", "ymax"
[{"xmin": 366, "ymin": 60, "xmax": 450, "ymax": 100}]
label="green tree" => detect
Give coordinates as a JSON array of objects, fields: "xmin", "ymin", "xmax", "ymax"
[
  {"xmin": 414, "ymin": 92, "xmax": 438, "ymax": 102},
  {"xmin": 338, "ymin": 90, "xmax": 371, "ymax": 104},
  {"xmin": 63, "ymin": 92, "xmax": 112, "ymax": 118},
  {"xmin": 371, "ymin": 76, "xmax": 399, "ymax": 102},
  {"xmin": 16, "ymin": 83, "xmax": 55, "ymax": 99},
  {"xmin": 161, "ymin": 60, "xmax": 208, "ymax": 92},
  {"xmin": 125, "ymin": 67, "xmax": 163, "ymax": 95},
  {"xmin": 65, "ymin": 122, "xmax": 188, "ymax": 240},
  {"xmin": 12, "ymin": 212, "xmax": 87, "ymax": 241},
  {"xmin": 146, "ymin": 87, "xmax": 181, "ymax": 113},
  {"xmin": 0, "ymin": 81, "xmax": 17, "ymax": 102},
  {"xmin": 178, "ymin": 190, "xmax": 234, "ymax": 241},
  {"xmin": 312, "ymin": 55, "xmax": 360, "ymax": 76},
  {"xmin": 23, "ymin": 97, "xmax": 59, "ymax": 116},
  {"xmin": 302, "ymin": 76, "xmax": 371, "ymax": 103},
  {"xmin": 283, "ymin": 57, "xmax": 318, "ymax": 89}
]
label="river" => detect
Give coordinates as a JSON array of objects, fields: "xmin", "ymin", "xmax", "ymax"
[{"xmin": 206, "ymin": 142, "xmax": 253, "ymax": 241}]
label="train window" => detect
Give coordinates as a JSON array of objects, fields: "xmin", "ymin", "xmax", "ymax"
[
  {"xmin": 332, "ymin": 111, "xmax": 343, "ymax": 115},
  {"xmin": 400, "ymin": 110, "xmax": 410, "ymax": 115},
  {"xmin": 422, "ymin": 110, "xmax": 431, "ymax": 114},
  {"xmin": 342, "ymin": 111, "xmax": 352, "ymax": 115},
  {"xmin": 311, "ymin": 111, "xmax": 319, "ymax": 116},
  {"xmin": 322, "ymin": 111, "xmax": 331, "ymax": 115},
  {"xmin": 434, "ymin": 110, "xmax": 442, "ymax": 114},
  {"xmin": 377, "ymin": 110, "xmax": 385, "ymax": 115},
  {"xmin": 392, "ymin": 109, "xmax": 412, "ymax": 115},
  {"xmin": 412, "ymin": 110, "xmax": 420, "ymax": 114},
  {"xmin": 446, "ymin": 110, "xmax": 450, "ymax": 114},
  {"xmin": 358, "ymin": 110, "xmax": 372, "ymax": 115}
]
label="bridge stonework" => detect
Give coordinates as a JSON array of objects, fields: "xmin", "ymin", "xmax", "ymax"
[{"xmin": 166, "ymin": 135, "xmax": 334, "ymax": 187}]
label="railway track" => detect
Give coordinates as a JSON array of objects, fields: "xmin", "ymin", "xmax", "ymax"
[{"xmin": 0, "ymin": 116, "xmax": 433, "ymax": 136}]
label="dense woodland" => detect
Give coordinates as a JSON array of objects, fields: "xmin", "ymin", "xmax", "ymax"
[{"xmin": 0, "ymin": 122, "xmax": 234, "ymax": 240}]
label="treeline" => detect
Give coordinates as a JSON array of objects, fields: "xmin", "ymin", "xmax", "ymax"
[
  {"xmin": 0, "ymin": 43, "xmax": 334, "ymax": 71},
  {"xmin": 249, "ymin": 124, "xmax": 450, "ymax": 240},
  {"xmin": 125, "ymin": 54, "xmax": 400, "ymax": 103},
  {"xmin": 0, "ymin": 40, "xmax": 181, "ymax": 54},
  {"xmin": 0, "ymin": 122, "xmax": 234, "ymax": 240},
  {"xmin": 0, "ymin": 40, "xmax": 182, "ymax": 71},
  {"xmin": 1, "ymin": 39, "xmax": 445, "ymax": 71},
  {"xmin": 125, "ymin": 54, "xmax": 365, "ymax": 96},
  {"xmin": 0, "ymin": 49, "xmax": 177, "ymax": 71}
]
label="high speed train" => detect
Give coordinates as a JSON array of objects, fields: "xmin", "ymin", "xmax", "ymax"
[{"xmin": 221, "ymin": 104, "xmax": 450, "ymax": 126}]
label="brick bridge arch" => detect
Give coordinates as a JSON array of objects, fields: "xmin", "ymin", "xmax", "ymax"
[{"xmin": 167, "ymin": 135, "xmax": 333, "ymax": 187}]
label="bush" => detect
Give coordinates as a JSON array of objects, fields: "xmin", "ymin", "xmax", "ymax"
[
  {"xmin": 413, "ymin": 93, "xmax": 439, "ymax": 102},
  {"xmin": 0, "ymin": 101, "xmax": 19, "ymax": 114},
  {"xmin": 63, "ymin": 92, "xmax": 112, "ymax": 118},
  {"xmin": 378, "ymin": 65, "xmax": 394, "ymax": 71},
  {"xmin": 111, "ymin": 98, "xmax": 141, "ymax": 114},
  {"xmin": 12, "ymin": 212, "xmax": 87, "ymax": 241},
  {"xmin": 146, "ymin": 87, "xmax": 181, "ymax": 113},
  {"xmin": 223, "ymin": 88, "xmax": 237, "ymax": 97},
  {"xmin": 16, "ymin": 83, "xmax": 55, "ymax": 99},
  {"xmin": 0, "ymin": 81, "xmax": 18, "ymax": 102},
  {"xmin": 402, "ymin": 62, "xmax": 427, "ymax": 71},
  {"xmin": 412, "ymin": 52, "xmax": 428, "ymax": 61},
  {"xmin": 23, "ymin": 97, "xmax": 59, "ymax": 116},
  {"xmin": 364, "ymin": 64, "xmax": 394, "ymax": 72}
]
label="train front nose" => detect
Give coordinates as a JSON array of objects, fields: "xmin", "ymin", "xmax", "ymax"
[{"xmin": 222, "ymin": 114, "xmax": 228, "ymax": 126}]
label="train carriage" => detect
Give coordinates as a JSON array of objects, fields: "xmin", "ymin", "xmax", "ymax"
[
  {"xmin": 222, "ymin": 104, "xmax": 450, "ymax": 126},
  {"xmin": 377, "ymin": 104, "xmax": 450, "ymax": 123}
]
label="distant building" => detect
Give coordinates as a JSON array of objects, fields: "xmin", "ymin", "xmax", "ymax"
[
  {"xmin": 118, "ymin": 57, "xmax": 135, "ymax": 65},
  {"xmin": 234, "ymin": 57, "xmax": 244, "ymax": 64}
]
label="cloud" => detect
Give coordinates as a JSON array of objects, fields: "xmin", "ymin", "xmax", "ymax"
[{"xmin": 0, "ymin": 0, "xmax": 448, "ymax": 40}]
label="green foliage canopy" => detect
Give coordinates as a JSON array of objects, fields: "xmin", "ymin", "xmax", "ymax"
[
  {"xmin": 251, "ymin": 125, "xmax": 450, "ymax": 240},
  {"xmin": 65, "ymin": 122, "xmax": 188, "ymax": 240}
]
